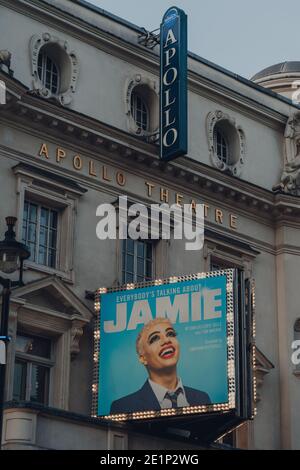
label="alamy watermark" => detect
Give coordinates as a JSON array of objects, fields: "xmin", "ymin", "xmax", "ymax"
[
  {"xmin": 96, "ymin": 196, "xmax": 204, "ymax": 251},
  {"xmin": 291, "ymin": 340, "xmax": 300, "ymax": 367},
  {"xmin": 0, "ymin": 80, "xmax": 6, "ymax": 105}
]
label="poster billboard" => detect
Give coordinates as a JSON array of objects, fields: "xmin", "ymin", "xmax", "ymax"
[
  {"xmin": 160, "ymin": 7, "xmax": 188, "ymax": 161},
  {"xmin": 93, "ymin": 270, "xmax": 237, "ymax": 421}
]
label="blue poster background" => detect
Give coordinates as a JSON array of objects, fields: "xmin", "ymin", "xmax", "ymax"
[{"xmin": 98, "ymin": 276, "xmax": 228, "ymax": 415}]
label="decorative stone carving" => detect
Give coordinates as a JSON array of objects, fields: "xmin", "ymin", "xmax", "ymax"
[
  {"xmin": 70, "ymin": 322, "xmax": 84, "ymax": 360},
  {"xmin": 0, "ymin": 50, "xmax": 13, "ymax": 76},
  {"xmin": 280, "ymin": 112, "xmax": 300, "ymax": 195},
  {"xmin": 206, "ymin": 110, "xmax": 246, "ymax": 176},
  {"xmin": 30, "ymin": 33, "xmax": 79, "ymax": 105}
]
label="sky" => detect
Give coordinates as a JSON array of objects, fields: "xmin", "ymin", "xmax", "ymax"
[{"xmin": 87, "ymin": 0, "xmax": 300, "ymax": 79}]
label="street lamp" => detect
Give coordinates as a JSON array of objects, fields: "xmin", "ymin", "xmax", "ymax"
[{"xmin": 0, "ymin": 217, "xmax": 30, "ymax": 449}]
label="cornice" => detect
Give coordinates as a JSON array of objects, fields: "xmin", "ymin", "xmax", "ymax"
[
  {"xmin": 189, "ymin": 74, "xmax": 286, "ymax": 129},
  {"xmin": 1, "ymin": 76, "xmax": 300, "ymax": 224}
]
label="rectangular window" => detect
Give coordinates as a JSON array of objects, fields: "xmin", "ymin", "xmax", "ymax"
[
  {"xmin": 13, "ymin": 360, "xmax": 27, "ymax": 401},
  {"xmin": 22, "ymin": 200, "xmax": 58, "ymax": 268},
  {"xmin": 122, "ymin": 239, "xmax": 153, "ymax": 284},
  {"xmin": 13, "ymin": 334, "xmax": 53, "ymax": 405}
]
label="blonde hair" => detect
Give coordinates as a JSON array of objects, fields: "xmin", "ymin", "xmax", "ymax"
[{"xmin": 136, "ymin": 317, "xmax": 174, "ymax": 356}]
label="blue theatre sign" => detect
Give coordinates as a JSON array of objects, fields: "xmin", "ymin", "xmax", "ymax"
[{"xmin": 160, "ymin": 7, "xmax": 188, "ymax": 161}]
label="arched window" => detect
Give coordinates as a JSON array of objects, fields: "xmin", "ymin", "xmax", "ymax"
[
  {"xmin": 213, "ymin": 127, "xmax": 229, "ymax": 165},
  {"xmin": 30, "ymin": 33, "xmax": 80, "ymax": 105},
  {"xmin": 37, "ymin": 50, "xmax": 59, "ymax": 95},
  {"xmin": 130, "ymin": 91, "xmax": 149, "ymax": 131}
]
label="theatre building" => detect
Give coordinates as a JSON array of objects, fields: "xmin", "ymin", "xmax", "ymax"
[{"xmin": 0, "ymin": 0, "xmax": 300, "ymax": 450}]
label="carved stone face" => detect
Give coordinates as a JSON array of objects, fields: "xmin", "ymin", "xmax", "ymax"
[{"xmin": 138, "ymin": 321, "xmax": 180, "ymax": 373}]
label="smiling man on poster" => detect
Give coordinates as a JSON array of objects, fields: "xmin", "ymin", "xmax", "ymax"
[{"xmin": 110, "ymin": 317, "xmax": 211, "ymax": 413}]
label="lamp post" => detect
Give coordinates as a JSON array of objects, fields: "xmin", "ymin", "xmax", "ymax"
[{"xmin": 0, "ymin": 217, "xmax": 30, "ymax": 449}]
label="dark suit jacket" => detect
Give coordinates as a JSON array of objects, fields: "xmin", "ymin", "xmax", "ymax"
[{"xmin": 110, "ymin": 380, "xmax": 211, "ymax": 414}]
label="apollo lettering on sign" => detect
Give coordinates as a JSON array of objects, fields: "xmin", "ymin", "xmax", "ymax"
[{"xmin": 160, "ymin": 7, "xmax": 187, "ymax": 161}]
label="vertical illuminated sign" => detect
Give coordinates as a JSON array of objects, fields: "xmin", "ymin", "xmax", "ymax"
[{"xmin": 160, "ymin": 7, "xmax": 187, "ymax": 161}]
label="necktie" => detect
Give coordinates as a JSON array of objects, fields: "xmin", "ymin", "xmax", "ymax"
[{"xmin": 165, "ymin": 387, "xmax": 183, "ymax": 408}]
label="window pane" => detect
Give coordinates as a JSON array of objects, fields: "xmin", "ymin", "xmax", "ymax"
[
  {"xmin": 38, "ymin": 51, "xmax": 59, "ymax": 94},
  {"xmin": 131, "ymin": 92, "xmax": 148, "ymax": 130},
  {"xmin": 52, "ymin": 73, "xmax": 57, "ymax": 90},
  {"xmin": 214, "ymin": 128, "xmax": 228, "ymax": 164},
  {"xmin": 37, "ymin": 54, "xmax": 43, "ymax": 79},
  {"xmin": 211, "ymin": 263, "xmax": 222, "ymax": 272},
  {"xmin": 38, "ymin": 246, "xmax": 47, "ymax": 265},
  {"xmin": 146, "ymin": 243, "xmax": 152, "ymax": 260},
  {"xmin": 122, "ymin": 239, "xmax": 153, "ymax": 283},
  {"xmin": 39, "ymin": 226, "xmax": 47, "ymax": 246},
  {"xmin": 210, "ymin": 259, "xmax": 234, "ymax": 272},
  {"xmin": 48, "ymin": 249, "xmax": 56, "ymax": 268},
  {"xmin": 28, "ymin": 223, "xmax": 37, "ymax": 243},
  {"xmin": 146, "ymin": 260, "xmax": 152, "ymax": 278},
  {"xmin": 126, "ymin": 239, "xmax": 134, "ymax": 254},
  {"xmin": 24, "ymin": 201, "xmax": 58, "ymax": 268},
  {"xmin": 13, "ymin": 361, "xmax": 27, "ymax": 401},
  {"xmin": 16, "ymin": 334, "xmax": 51, "ymax": 359},
  {"xmin": 122, "ymin": 249, "xmax": 125, "ymax": 272},
  {"xmin": 49, "ymin": 230, "xmax": 57, "ymax": 249},
  {"xmin": 30, "ymin": 364, "xmax": 49, "ymax": 404},
  {"xmin": 46, "ymin": 56, "xmax": 52, "ymax": 70},
  {"xmin": 28, "ymin": 242, "xmax": 36, "ymax": 261},
  {"xmin": 125, "ymin": 272, "xmax": 134, "ymax": 283},
  {"xmin": 22, "ymin": 224, "xmax": 27, "ymax": 243},
  {"xmin": 23, "ymin": 201, "xmax": 29, "ymax": 219},
  {"xmin": 137, "ymin": 257, "xmax": 144, "ymax": 277}
]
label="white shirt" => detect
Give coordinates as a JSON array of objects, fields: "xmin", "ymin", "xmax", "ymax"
[{"xmin": 148, "ymin": 377, "xmax": 190, "ymax": 409}]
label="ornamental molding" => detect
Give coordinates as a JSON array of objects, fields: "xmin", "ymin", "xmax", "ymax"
[
  {"xmin": 30, "ymin": 33, "xmax": 79, "ymax": 105},
  {"xmin": 206, "ymin": 110, "xmax": 246, "ymax": 177}
]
